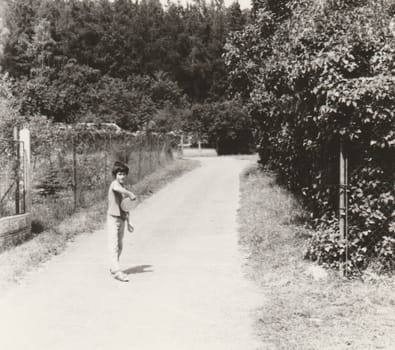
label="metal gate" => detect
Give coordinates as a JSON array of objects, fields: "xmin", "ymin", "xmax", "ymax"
[
  {"xmin": 0, "ymin": 128, "xmax": 31, "ymax": 248},
  {"xmin": 0, "ymin": 137, "xmax": 26, "ymax": 218}
]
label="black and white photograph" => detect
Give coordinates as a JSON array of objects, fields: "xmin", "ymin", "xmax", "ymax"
[{"xmin": 0, "ymin": 0, "xmax": 394, "ymax": 349}]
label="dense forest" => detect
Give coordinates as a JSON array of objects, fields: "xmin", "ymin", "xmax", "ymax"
[{"xmin": 0, "ymin": 0, "xmax": 255, "ymax": 153}]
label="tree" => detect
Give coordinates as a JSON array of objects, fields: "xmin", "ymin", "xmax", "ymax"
[
  {"xmin": 0, "ymin": 73, "xmax": 23, "ymax": 137},
  {"xmin": 16, "ymin": 60, "xmax": 100, "ymax": 122},
  {"xmin": 227, "ymin": 1, "xmax": 246, "ymax": 32},
  {"xmin": 183, "ymin": 98, "xmax": 255, "ymax": 154},
  {"xmin": 2, "ymin": 0, "xmax": 40, "ymax": 76}
]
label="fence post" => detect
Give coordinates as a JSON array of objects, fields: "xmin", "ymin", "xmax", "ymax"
[
  {"xmin": 72, "ymin": 136, "xmax": 77, "ymax": 211},
  {"xmin": 20, "ymin": 128, "xmax": 31, "ymax": 213},
  {"xmin": 339, "ymin": 139, "xmax": 348, "ymax": 273},
  {"xmin": 149, "ymin": 133, "xmax": 153, "ymax": 172},
  {"xmin": 137, "ymin": 136, "xmax": 143, "ymax": 180},
  {"xmin": 180, "ymin": 133, "xmax": 184, "ymax": 156},
  {"xmin": 13, "ymin": 127, "xmax": 20, "ymax": 215},
  {"xmin": 104, "ymin": 146, "xmax": 108, "ymax": 196},
  {"xmin": 156, "ymin": 136, "xmax": 160, "ymax": 165}
]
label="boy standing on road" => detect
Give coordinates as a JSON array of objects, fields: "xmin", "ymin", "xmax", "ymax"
[{"xmin": 107, "ymin": 161, "xmax": 136, "ymax": 282}]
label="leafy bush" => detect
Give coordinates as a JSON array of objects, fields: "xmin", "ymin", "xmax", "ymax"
[
  {"xmin": 225, "ymin": 0, "xmax": 395, "ymax": 272},
  {"xmin": 210, "ymin": 99, "xmax": 256, "ymax": 155},
  {"xmin": 183, "ymin": 99, "xmax": 255, "ymax": 155}
]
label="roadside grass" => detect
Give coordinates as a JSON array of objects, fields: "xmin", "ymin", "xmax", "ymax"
[
  {"xmin": 239, "ymin": 164, "xmax": 395, "ymax": 350},
  {"xmin": 0, "ymin": 158, "xmax": 199, "ymax": 292}
]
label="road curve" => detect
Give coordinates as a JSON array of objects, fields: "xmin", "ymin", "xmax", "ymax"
[{"xmin": 0, "ymin": 157, "xmax": 263, "ymax": 350}]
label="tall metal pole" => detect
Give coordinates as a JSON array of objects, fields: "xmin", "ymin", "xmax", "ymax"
[
  {"xmin": 339, "ymin": 139, "xmax": 348, "ymax": 274},
  {"xmin": 339, "ymin": 140, "xmax": 346, "ymax": 239}
]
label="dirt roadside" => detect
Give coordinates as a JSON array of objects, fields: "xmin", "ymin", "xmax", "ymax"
[{"xmin": 239, "ymin": 165, "xmax": 395, "ymax": 350}]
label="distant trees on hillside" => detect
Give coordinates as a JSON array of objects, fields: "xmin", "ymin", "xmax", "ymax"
[{"xmin": 1, "ymin": 0, "xmax": 250, "ymax": 132}]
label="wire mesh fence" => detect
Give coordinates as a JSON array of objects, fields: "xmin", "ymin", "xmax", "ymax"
[
  {"xmin": 0, "ymin": 138, "xmax": 26, "ymax": 218},
  {"xmin": 305, "ymin": 140, "xmax": 395, "ymax": 275},
  {"xmin": 29, "ymin": 124, "xmax": 177, "ymax": 232}
]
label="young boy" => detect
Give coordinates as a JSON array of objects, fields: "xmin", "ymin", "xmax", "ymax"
[{"xmin": 107, "ymin": 161, "xmax": 136, "ymax": 282}]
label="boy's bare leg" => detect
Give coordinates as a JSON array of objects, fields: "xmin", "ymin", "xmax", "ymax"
[
  {"xmin": 126, "ymin": 213, "xmax": 134, "ymax": 233},
  {"xmin": 107, "ymin": 215, "xmax": 128, "ymax": 280}
]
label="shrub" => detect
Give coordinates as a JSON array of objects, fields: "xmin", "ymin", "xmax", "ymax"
[
  {"xmin": 183, "ymin": 99, "xmax": 256, "ymax": 155},
  {"xmin": 225, "ymin": 0, "xmax": 395, "ymax": 272}
]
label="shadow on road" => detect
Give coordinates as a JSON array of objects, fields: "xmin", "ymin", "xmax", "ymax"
[{"xmin": 123, "ymin": 265, "xmax": 153, "ymax": 275}]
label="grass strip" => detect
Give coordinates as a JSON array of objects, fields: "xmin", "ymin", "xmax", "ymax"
[
  {"xmin": 239, "ymin": 164, "xmax": 395, "ymax": 350},
  {"xmin": 0, "ymin": 158, "xmax": 199, "ymax": 292}
]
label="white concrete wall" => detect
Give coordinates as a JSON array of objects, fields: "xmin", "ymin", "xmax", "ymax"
[{"xmin": 0, "ymin": 213, "xmax": 31, "ymax": 247}]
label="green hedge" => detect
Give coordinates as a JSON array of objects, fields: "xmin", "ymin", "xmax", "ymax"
[{"xmin": 225, "ymin": 0, "xmax": 395, "ymax": 273}]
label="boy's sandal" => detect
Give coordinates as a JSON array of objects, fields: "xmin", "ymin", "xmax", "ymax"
[{"xmin": 113, "ymin": 271, "xmax": 129, "ymax": 282}]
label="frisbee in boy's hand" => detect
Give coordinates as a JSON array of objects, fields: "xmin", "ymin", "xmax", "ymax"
[
  {"xmin": 121, "ymin": 197, "xmax": 137, "ymax": 212},
  {"xmin": 127, "ymin": 223, "xmax": 134, "ymax": 233}
]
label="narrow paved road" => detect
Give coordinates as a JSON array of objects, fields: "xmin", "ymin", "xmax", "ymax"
[{"xmin": 0, "ymin": 157, "xmax": 263, "ymax": 350}]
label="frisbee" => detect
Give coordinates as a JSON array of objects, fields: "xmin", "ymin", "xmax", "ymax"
[{"xmin": 121, "ymin": 197, "xmax": 137, "ymax": 212}]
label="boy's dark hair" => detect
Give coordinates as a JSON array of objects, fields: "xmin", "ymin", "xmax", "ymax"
[{"xmin": 112, "ymin": 161, "xmax": 129, "ymax": 177}]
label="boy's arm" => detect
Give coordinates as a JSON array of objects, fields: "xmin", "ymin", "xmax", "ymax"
[{"xmin": 112, "ymin": 182, "xmax": 137, "ymax": 200}]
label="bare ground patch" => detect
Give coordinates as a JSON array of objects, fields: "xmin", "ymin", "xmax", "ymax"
[{"xmin": 238, "ymin": 165, "xmax": 395, "ymax": 350}]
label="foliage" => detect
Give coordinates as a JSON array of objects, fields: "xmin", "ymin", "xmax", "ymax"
[
  {"xmin": 1, "ymin": 0, "xmax": 254, "ymax": 141},
  {"xmin": 35, "ymin": 162, "xmax": 65, "ymax": 196},
  {"xmin": 15, "ymin": 60, "xmax": 100, "ymax": 122},
  {"xmin": 225, "ymin": 0, "xmax": 395, "ymax": 272},
  {"xmin": 209, "ymin": 99, "xmax": 255, "ymax": 155},
  {"xmin": 0, "ymin": 73, "xmax": 23, "ymax": 137},
  {"xmin": 183, "ymin": 98, "xmax": 255, "ymax": 154},
  {"xmin": 2, "ymin": 0, "xmax": 244, "ymax": 106}
]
